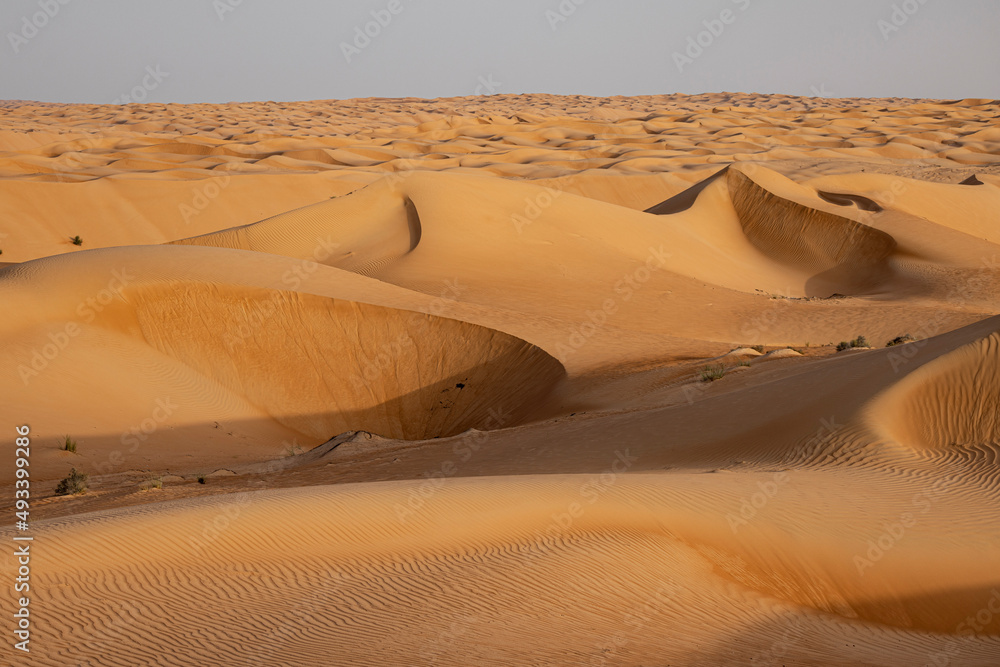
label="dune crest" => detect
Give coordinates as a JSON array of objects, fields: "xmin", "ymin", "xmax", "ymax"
[
  {"xmin": 3, "ymin": 93, "xmax": 1000, "ymax": 667},
  {"xmin": 869, "ymin": 330, "xmax": 1000, "ymax": 452},
  {"xmin": 727, "ymin": 166, "xmax": 897, "ymax": 295}
]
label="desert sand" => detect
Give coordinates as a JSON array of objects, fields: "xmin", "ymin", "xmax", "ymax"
[{"xmin": 1, "ymin": 93, "xmax": 1000, "ymax": 665}]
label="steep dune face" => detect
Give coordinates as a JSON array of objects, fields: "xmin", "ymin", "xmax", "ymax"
[
  {"xmin": 868, "ymin": 331, "xmax": 1000, "ymax": 452},
  {"xmin": 163, "ymin": 168, "xmax": 1000, "ymax": 376},
  {"xmin": 726, "ymin": 166, "xmax": 897, "ymax": 295},
  {"xmin": 0, "ymin": 248, "xmax": 564, "ymax": 480},
  {"xmin": 643, "ymin": 165, "xmax": 730, "ymax": 215},
  {"xmin": 172, "ymin": 170, "xmax": 836, "ymax": 318},
  {"xmin": 5, "ymin": 95, "xmax": 1000, "ymax": 667},
  {"xmin": 129, "ymin": 282, "xmax": 563, "ymax": 440},
  {"xmin": 171, "ymin": 178, "xmax": 421, "ymax": 276}
]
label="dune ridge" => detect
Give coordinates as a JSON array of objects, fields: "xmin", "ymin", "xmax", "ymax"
[{"xmin": 2, "ymin": 93, "xmax": 999, "ymax": 666}]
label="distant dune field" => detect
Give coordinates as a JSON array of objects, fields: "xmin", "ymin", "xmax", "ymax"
[{"xmin": 1, "ymin": 93, "xmax": 999, "ymax": 666}]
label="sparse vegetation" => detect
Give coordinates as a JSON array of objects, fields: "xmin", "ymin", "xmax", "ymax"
[
  {"xmin": 197, "ymin": 476, "xmax": 206, "ymax": 484},
  {"xmin": 283, "ymin": 441, "xmax": 304, "ymax": 457},
  {"xmin": 738, "ymin": 360, "xmax": 752, "ymax": 368},
  {"xmin": 70, "ymin": 235, "xmax": 83, "ymax": 246},
  {"xmin": 55, "ymin": 468, "xmax": 88, "ymax": 495},
  {"xmin": 886, "ymin": 334, "xmax": 916, "ymax": 347},
  {"xmin": 750, "ymin": 345, "xmax": 764, "ymax": 353},
  {"xmin": 701, "ymin": 364, "xmax": 726, "ymax": 382},
  {"xmin": 141, "ymin": 475, "xmax": 163, "ymax": 491},
  {"xmin": 837, "ymin": 335, "xmax": 870, "ymax": 352},
  {"xmin": 61, "ymin": 435, "xmax": 77, "ymax": 453}
]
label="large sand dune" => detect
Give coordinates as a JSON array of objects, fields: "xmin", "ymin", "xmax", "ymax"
[{"xmin": 2, "ymin": 93, "xmax": 999, "ymax": 666}]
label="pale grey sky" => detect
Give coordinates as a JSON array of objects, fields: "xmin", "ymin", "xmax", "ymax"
[{"xmin": 1, "ymin": 0, "xmax": 997, "ymax": 103}]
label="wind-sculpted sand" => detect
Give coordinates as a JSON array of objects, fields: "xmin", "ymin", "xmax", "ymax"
[{"xmin": 1, "ymin": 93, "xmax": 999, "ymax": 666}]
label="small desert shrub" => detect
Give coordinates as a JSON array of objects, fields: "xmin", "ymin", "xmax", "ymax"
[
  {"xmin": 738, "ymin": 360, "xmax": 752, "ymax": 368},
  {"xmin": 701, "ymin": 364, "xmax": 726, "ymax": 382},
  {"xmin": 62, "ymin": 435, "xmax": 77, "ymax": 453},
  {"xmin": 837, "ymin": 336, "xmax": 870, "ymax": 352},
  {"xmin": 70, "ymin": 235, "xmax": 83, "ymax": 246},
  {"xmin": 197, "ymin": 476, "xmax": 206, "ymax": 485},
  {"xmin": 141, "ymin": 475, "xmax": 163, "ymax": 491},
  {"xmin": 886, "ymin": 334, "xmax": 915, "ymax": 347},
  {"xmin": 750, "ymin": 345, "xmax": 764, "ymax": 353},
  {"xmin": 55, "ymin": 468, "xmax": 88, "ymax": 495}
]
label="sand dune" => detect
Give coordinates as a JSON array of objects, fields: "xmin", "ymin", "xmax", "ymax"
[
  {"xmin": 12, "ymin": 316, "xmax": 1000, "ymax": 664},
  {"xmin": 2, "ymin": 93, "xmax": 1000, "ymax": 666},
  {"xmin": 0, "ymin": 244, "xmax": 564, "ymax": 483}
]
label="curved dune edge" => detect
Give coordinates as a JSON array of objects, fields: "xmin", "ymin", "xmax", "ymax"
[
  {"xmin": 726, "ymin": 166, "xmax": 897, "ymax": 295},
  {"xmin": 170, "ymin": 178, "xmax": 422, "ymax": 277},
  {"xmin": 128, "ymin": 282, "xmax": 565, "ymax": 440},
  {"xmin": 642, "ymin": 163, "xmax": 906, "ymax": 297},
  {"xmin": 867, "ymin": 330, "xmax": 1000, "ymax": 452},
  {"xmin": 4, "ymin": 95, "xmax": 1000, "ymax": 667},
  {"xmin": 167, "ymin": 169, "xmax": 844, "ymax": 307},
  {"xmin": 644, "ymin": 165, "xmax": 730, "ymax": 214},
  {"xmin": 0, "ymin": 256, "xmax": 565, "ymax": 443}
]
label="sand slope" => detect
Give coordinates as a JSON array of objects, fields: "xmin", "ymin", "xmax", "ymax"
[
  {"xmin": 10, "ymin": 317, "xmax": 1000, "ymax": 665},
  {"xmin": 2, "ymin": 94, "xmax": 1000, "ymax": 666}
]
